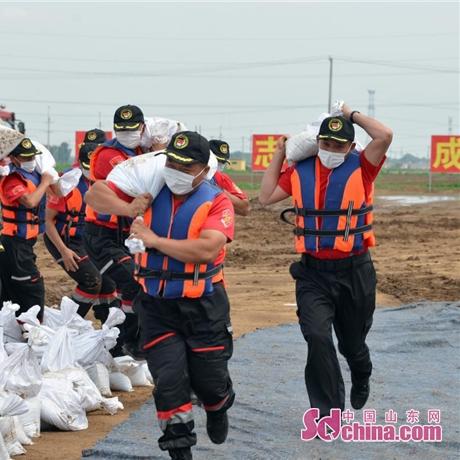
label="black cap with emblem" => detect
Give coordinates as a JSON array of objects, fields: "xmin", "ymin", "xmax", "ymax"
[
  {"xmin": 165, "ymin": 131, "xmax": 210, "ymax": 165},
  {"xmin": 318, "ymin": 116, "xmax": 355, "ymax": 143},
  {"xmin": 113, "ymin": 105, "xmax": 144, "ymax": 131},
  {"xmin": 78, "ymin": 142, "xmax": 97, "ymax": 169},
  {"xmin": 209, "ymin": 140, "xmax": 230, "ymax": 164},
  {"xmin": 83, "ymin": 128, "xmax": 107, "ymax": 144},
  {"xmin": 9, "ymin": 138, "xmax": 42, "ymax": 157}
]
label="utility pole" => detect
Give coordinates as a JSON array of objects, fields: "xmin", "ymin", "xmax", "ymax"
[
  {"xmin": 219, "ymin": 126, "xmax": 223, "ymax": 139},
  {"xmin": 448, "ymin": 116, "xmax": 452, "ymax": 134},
  {"xmin": 242, "ymin": 136, "xmax": 245, "ymax": 152},
  {"xmin": 98, "ymin": 112, "xmax": 102, "ymax": 129},
  {"xmin": 366, "ymin": 90, "xmax": 375, "ymax": 144},
  {"xmin": 47, "ymin": 106, "xmax": 51, "ymax": 149},
  {"xmin": 328, "ymin": 56, "xmax": 333, "ymax": 113}
]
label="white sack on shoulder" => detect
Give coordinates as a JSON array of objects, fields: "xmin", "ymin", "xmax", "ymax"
[{"xmin": 58, "ymin": 168, "xmax": 82, "ymax": 197}]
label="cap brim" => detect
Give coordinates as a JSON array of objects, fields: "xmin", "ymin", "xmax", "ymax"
[
  {"xmin": 16, "ymin": 148, "xmax": 42, "ymax": 157},
  {"xmin": 214, "ymin": 155, "xmax": 230, "ymax": 164},
  {"xmin": 318, "ymin": 134, "xmax": 350, "ymax": 144},
  {"xmin": 80, "ymin": 161, "xmax": 90, "ymax": 169},
  {"xmin": 166, "ymin": 150, "xmax": 199, "ymax": 164},
  {"xmin": 114, "ymin": 122, "xmax": 141, "ymax": 131}
]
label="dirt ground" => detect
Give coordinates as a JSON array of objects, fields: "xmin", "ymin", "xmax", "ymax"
[{"xmin": 23, "ymin": 190, "xmax": 459, "ymax": 460}]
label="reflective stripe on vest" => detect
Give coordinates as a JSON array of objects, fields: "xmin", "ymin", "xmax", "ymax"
[
  {"xmin": 86, "ymin": 140, "xmax": 137, "ymax": 227},
  {"xmin": 137, "ymin": 182, "xmax": 222, "ymax": 299},
  {"xmin": 55, "ymin": 171, "xmax": 89, "ymax": 239},
  {"xmin": 291, "ymin": 154, "xmax": 375, "ymax": 253},
  {"xmin": 0, "ymin": 167, "xmax": 46, "ymax": 239}
]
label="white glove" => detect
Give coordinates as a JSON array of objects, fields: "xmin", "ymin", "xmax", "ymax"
[
  {"xmin": 125, "ymin": 238, "xmax": 146, "ymax": 254},
  {"xmin": 58, "ymin": 168, "xmax": 82, "ymax": 196},
  {"xmin": 330, "ymin": 100, "xmax": 345, "ymax": 116},
  {"xmin": 125, "ymin": 216, "xmax": 146, "ymax": 254}
]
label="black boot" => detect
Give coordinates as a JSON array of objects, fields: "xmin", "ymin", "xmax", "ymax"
[
  {"xmin": 206, "ymin": 410, "xmax": 229, "ymax": 444},
  {"xmin": 168, "ymin": 447, "xmax": 192, "ymax": 460},
  {"xmin": 350, "ymin": 381, "xmax": 370, "ymax": 410}
]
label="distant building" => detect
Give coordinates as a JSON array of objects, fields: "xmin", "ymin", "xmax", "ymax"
[{"xmin": 227, "ymin": 159, "xmax": 246, "ymax": 171}]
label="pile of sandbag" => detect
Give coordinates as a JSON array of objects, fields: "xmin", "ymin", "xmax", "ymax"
[{"xmin": 0, "ymin": 296, "xmax": 153, "ymax": 457}]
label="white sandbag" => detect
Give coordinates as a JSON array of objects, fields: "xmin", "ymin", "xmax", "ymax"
[
  {"xmin": 42, "ymin": 298, "xmax": 92, "ymax": 334},
  {"xmin": 0, "ymin": 431, "xmax": 10, "ymax": 460},
  {"xmin": 101, "ymin": 397, "xmax": 124, "ymax": 416},
  {"xmin": 12, "ymin": 417, "xmax": 32, "ymax": 445},
  {"xmin": 41, "ymin": 327, "xmax": 75, "ymax": 373},
  {"xmin": 0, "ymin": 417, "xmax": 25, "ymax": 457},
  {"xmin": 0, "ymin": 303, "xmax": 23, "ymax": 343},
  {"xmin": 41, "ymin": 307, "xmax": 63, "ymax": 329},
  {"xmin": 0, "ymin": 125, "xmax": 23, "ymax": 160},
  {"xmin": 0, "ymin": 346, "xmax": 42, "ymax": 398},
  {"xmin": 73, "ymin": 328, "xmax": 119, "ymax": 367},
  {"xmin": 86, "ymin": 363, "xmax": 112, "ymax": 398},
  {"xmin": 33, "ymin": 140, "xmax": 59, "ymax": 183},
  {"xmin": 286, "ymin": 128, "xmax": 319, "ymax": 163},
  {"xmin": 109, "ymin": 372, "xmax": 133, "ymax": 392},
  {"xmin": 114, "ymin": 356, "xmax": 151, "ymax": 387},
  {"xmin": 39, "ymin": 374, "xmax": 88, "ymax": 431},
  {"xmin": 59, "ymin": 367, "xmax": 103, "ymax": 413},
  {"xmin": 141, "ymin": 117, "xmax": 184, "ymax": 150},
  {"xmin": 22, "ymin": 323, "xmax": 55, "ymax": 361},
  {"xmin": 142, "ymin": 362, "xmax": 153, "ymax": 385},
  {"xmin": 17, "ymin": 397, "xmax": 40, "ymax": 438},
  {"xmin": 58, "ymin": 168, "xmax": 82, "ymax": 197},
  {"xmin": 107, "ymin": 147, "xmax": 218, "ymax": 200},
  {"xmin": 103, "ymin": 307, "xmax": 126, "ymax": 330},
  {"xmin": 0, "ymin": 329, "xmax": 7, "ymax": 365},
  {"xmin": 0, "ymin": 393, "xmax": 28, "ymax": 418},
  {"xmin": 16, "ymin": 305, "xmax": 41, "ymax": 328}
]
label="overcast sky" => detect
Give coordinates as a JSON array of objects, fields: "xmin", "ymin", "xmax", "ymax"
[{"xmin": 0, "ymin": 1, "xmax": 458, "ymax": 159}]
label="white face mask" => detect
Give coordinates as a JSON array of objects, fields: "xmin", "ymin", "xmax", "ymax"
[
  {"xmin": 81, "ymin": 168, "xmax": 91, "ymax": 179},
  {"xmin": 317, "ymin": 148, "xmax": 348, "ymax": 169},
  {"xmin": 217, "ymin": 162, "xmax": 226, "ymax": 172},
  {"xmin": 20, "ymin": 159, "xmax": 36, "ymax": 173},
  {"xmin": 163, "ymin": 166, "xmax": 206, "ymax": 195},
  {"xmin": 116, "ymin": 130, "xmax": 142, "ymax": 149}
]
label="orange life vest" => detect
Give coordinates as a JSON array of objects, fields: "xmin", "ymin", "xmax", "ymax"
[
  {"xmin": 136, "ymin": 182, "xmax": 223, "ymax": 299},
  {"xmin": 55, "ymin": 171, "xmax": 89, "ymax": 240},
  {"xmin": 285, "ymin": 154, "xmax": 375, "ymax": 253},
  {"xmin": 0, "ymin": 167, "xmax": 46, "ymax": 240}
]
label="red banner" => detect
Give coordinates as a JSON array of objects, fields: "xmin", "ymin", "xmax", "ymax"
[
  {"xmin": 431, "ymin": 135, "xmax": 460, "ymax": 173},
  {"xmin": 251, "ymin": 134, "xmax": 284, "ymax": 171},
  {"xmin": 75, "ymin": 130, "xmax": 112, "ymax": 160}
]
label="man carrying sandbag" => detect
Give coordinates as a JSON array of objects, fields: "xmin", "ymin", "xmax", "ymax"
[
  {"xmin": 86, "ymin": 132, "xmax": 235, "ymax": 460},
  {"xmin": 0, "ymin": 139, "xmax": 55, "ymax": 320},
  {"xmin": 84, "ymin": 104, "xmax": 145, "ymax": 354},
  {"xmin": 209, "ymin": 140, "xmax": 250, "ymax": 216},
  {"xmin": 44, "ymin": 143, "xmax": 118, "ymax": 323},
  {"xmin": 259, "ymin": 104, "xmax": 392, "ymax": 419}
]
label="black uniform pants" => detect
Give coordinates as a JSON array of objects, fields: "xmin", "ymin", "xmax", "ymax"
[
  {"xmin": 0, "ymin": 235, "xmax": 45, "ymax": 321},
  {"xmin": 290, "ymin": 251, "xmax": 376, "ymax": 417},
  {"xmin": 84, "ymin": 222, "xmax": 141, "ymax": 348},
  {"xmin": 43, "ymin": 233, "xmax": 117, "ymax": 323},
  {"xmin": 135, "ymin": 282, "xmax": 235, "ymax": 451}
]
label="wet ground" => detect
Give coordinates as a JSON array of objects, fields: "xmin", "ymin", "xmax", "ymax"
[{"xmin": 82, "ymin": 301, "xmax": 460, "ymax": 460}]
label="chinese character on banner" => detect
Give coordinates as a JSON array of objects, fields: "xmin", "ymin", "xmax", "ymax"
[
  {"xmin": 75, "ymin": 130, "xmax": 112, "ymax": 161},
  {"xmin": 431, "ymin": 135, "xmax": 460, "ymax": 173},
  {"xmin": 252, "ymin": 134, "xmax": 284, "ymax": 171}
]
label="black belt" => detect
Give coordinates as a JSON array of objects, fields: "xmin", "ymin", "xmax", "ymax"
[
  {"xmin": 293, "ymin": 224, "xmax": 372, "ymax": 237},
  {"xmin": 137, "ymin": 264, "xmax": 223, "ymax": 282},
  {"xmin": 2, "ymin": 217, "xmax": 43, "ymax": 225},
  {"xmin": 301, "ymin": 251, "xmax": 371, "ymax": 271},
  {"xmin": 85, "ymin": 222, "xmax": 129, "ymax": 238}
]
